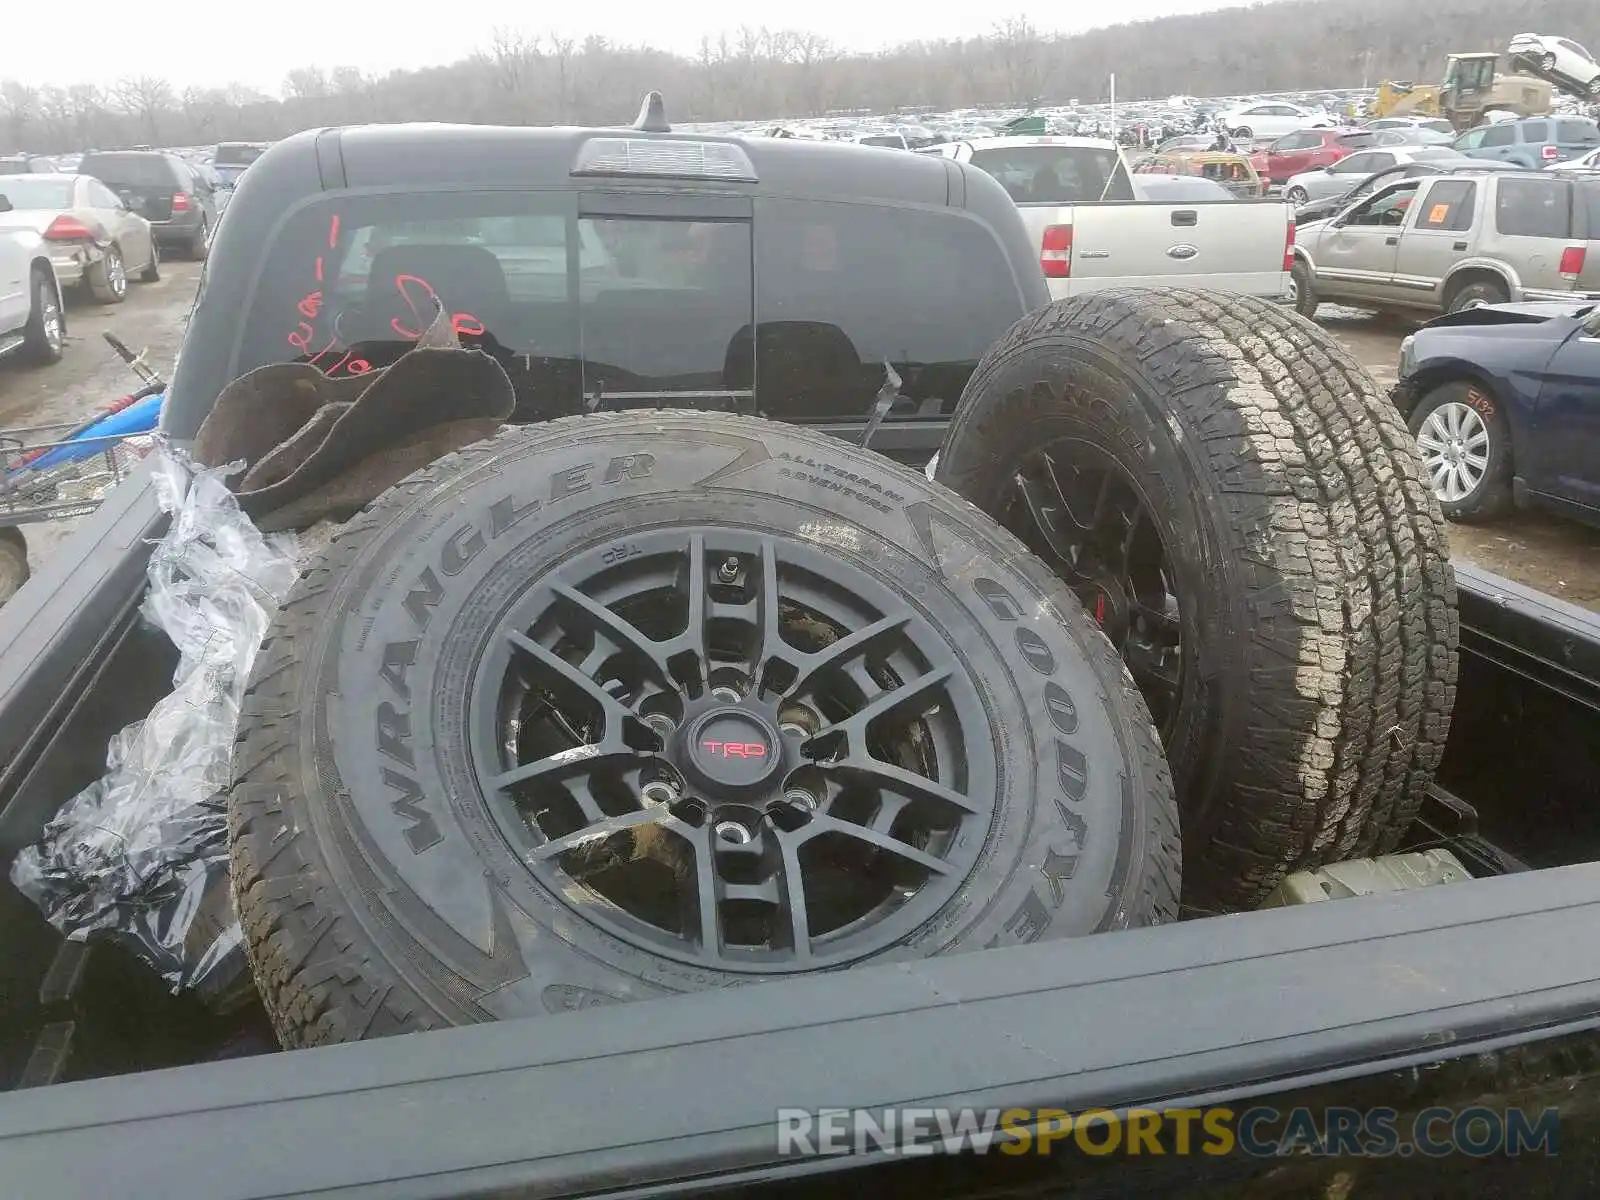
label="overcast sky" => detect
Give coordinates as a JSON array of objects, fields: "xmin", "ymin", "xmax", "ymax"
[{"xmin": 1, "ymin": 1, "xmax": 1269, "ymax": 93}]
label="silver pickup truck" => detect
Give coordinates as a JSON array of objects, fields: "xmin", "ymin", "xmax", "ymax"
[
  {"xmin": 922, "ymin": 136, "xmax": 1293, "ymax": 299},
  {"xmin": 1291, "ymin": 168, "xmax": 1600, "ymax": 316}
]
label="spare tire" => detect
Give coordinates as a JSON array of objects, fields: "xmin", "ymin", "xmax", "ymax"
[
  {"xmin": 229, "ymin": 412, "xmax": 1180, "ymax": 1046},
  {"xmin": 935, "ymin": 288, "xmax": 1458, "ymax": 913}
]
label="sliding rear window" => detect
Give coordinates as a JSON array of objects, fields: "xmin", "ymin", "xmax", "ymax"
[
  {"xmin": 968, "ymin": 146, "xmax": 1127, "ymax": 203},
  {"xmin": 232, "ymin": 190, "xmax": 759, "ymax": 419}
]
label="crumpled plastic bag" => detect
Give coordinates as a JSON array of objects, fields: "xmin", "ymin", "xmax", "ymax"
[{"xmin": 9, "ymin": 446, "xmax": 299, "ymax": 1006}]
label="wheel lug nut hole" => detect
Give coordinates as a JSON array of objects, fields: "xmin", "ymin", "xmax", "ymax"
[
  {"xmin": 641, "ymin": 781, "xmax": 678, "ymax": 806},
  {"xmin": 714, "ymin": 820, "xmax": 752, "ymax": 845},
  {"xmin": 707, "ymin": 667, "xmax": 750, "ymax": 703},
  {"xmin": 777, "ymin": 703, "xmax": 821, "ymax": 736}
]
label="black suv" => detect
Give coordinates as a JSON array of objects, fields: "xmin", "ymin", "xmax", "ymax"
[
  {"xmin": 76, "ymin": 150, "xmax": 218, "ymax": 259},
  {"xmin": 166, "ymin": 121, "xmax": 1046, "ymax": 462}
]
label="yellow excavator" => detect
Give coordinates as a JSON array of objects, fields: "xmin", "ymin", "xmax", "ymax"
[{"xmin": 1372, "ymin": 52, "xmax": 1554, "ymax": 129}]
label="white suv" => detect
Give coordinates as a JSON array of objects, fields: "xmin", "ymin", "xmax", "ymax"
[
  {"xmin": 1509, "ymin": 33, "xmax": 1600, "ymax": 98},
  {"xmin": 0, "ymin": 215, "xmax": 64, "ymax": 367}
]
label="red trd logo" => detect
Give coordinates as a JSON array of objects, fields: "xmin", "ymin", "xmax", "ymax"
[{"xmin": 701, "ymin": 741, "xmax": 768, "ymax": 758}]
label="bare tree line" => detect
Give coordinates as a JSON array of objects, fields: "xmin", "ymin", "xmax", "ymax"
[{"xmin": 1, "ymin": 0, "xmax": 1595, "ymax": 153}]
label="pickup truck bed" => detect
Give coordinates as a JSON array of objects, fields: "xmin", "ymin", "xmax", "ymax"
[
  {"xmin": 4, "ymin": 116, "xmax": 1600, "ymax": 1197},
  {"xmin": 1, "ymin": 470, "xmax": 1598, "ymax": 1200},
  {"xmin": 924, "ymin": 136, "xmax": 1293, "ymax": 299},
  {"xmin": 1016, "ymin": 197, "xmax": 1294, "ymax": 299},
  {"xmin": 1, "ymin": 463, "xmax": 1595, "ymax": 1068}
]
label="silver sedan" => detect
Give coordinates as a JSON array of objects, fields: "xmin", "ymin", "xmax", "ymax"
[
  {"xmin": 0, "ymin": 173, "xmax": 158, "ymax": 304},
  {"xmin": 1282, "ymin": 146, "xmax": 1463, "ymax": 206}
]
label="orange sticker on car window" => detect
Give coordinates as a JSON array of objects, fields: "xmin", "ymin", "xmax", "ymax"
[{"xmin": 1427, "ymin": 203, "xmax": 1450, "ymax": 225}]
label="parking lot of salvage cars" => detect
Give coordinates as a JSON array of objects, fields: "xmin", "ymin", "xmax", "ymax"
[{"xmin": 1, "ymin": 263, "xmax": 1596, "ymax": 611}]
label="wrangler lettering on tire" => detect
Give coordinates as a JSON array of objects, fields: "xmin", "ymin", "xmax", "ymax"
[
  {"xmin": 229, "ymin": 413, "xmax": 1180, "ymax": 1047},
  {"xmin": 936, "ymin": 287, "xmax": 1459, "ymax": 913}
]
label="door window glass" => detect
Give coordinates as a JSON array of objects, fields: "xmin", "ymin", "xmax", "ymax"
[
  {"xmin": 1417, "ymin": 180, "xmax": 1477, "ymax": 232},
  {"xmin": 1345, "ymin": 182, "xmax": 1421, "ymax": 227}
]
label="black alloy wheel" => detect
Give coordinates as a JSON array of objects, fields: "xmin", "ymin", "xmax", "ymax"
[
  {"xmin": 1006, "ymin": 445, "xmax": 1183, "ymax": 733},
  {"xmin": 470, "ymin": 529, "xmax": 997, "ymax": 970}
]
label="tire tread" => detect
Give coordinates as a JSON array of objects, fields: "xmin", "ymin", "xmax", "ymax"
[{"xmin": 940, "ymin": 287, "xmax": 1457, "ymax": 909}]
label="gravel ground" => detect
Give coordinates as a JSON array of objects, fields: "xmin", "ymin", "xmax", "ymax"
[{"xmin": 1, "ymin": 277, "xmax": 1596, "ymax": 611}]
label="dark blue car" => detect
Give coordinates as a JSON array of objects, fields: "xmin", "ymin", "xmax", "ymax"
[{"xmin": 1393, "ymin": 301, "xmax": 1600, "ymax": 524}]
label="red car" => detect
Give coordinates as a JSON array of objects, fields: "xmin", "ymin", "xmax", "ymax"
[{"xmin": 1249, "ymin": 129, "xmax": 1360, "ymax": 185}]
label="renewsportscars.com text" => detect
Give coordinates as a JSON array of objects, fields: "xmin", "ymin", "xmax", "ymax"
[{"xmin": 774, "ymin": 1105, "xmax": 1559, "ymax": 1158}]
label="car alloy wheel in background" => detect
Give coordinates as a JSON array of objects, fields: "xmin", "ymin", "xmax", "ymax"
[
  {"xmin": 1407, "ymin": 381, "xmax": 1513, "ymax": 522},
  {"xmin": 1416, "ymin": 402, "xmax": 1489, "ymax": 504}
]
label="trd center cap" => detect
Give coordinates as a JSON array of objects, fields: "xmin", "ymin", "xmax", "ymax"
[{"xmin": 685, "ymin": 708, "xmax": 783, "ymax": 792}]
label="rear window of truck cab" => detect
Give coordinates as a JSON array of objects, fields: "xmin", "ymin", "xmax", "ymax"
[
  {"xmin": 966, "ymin": 145, "xmax": 1134, "ymax": 203},
  {"xmin": 231, "ymin": 189, "xmax": 1030, "ymax": 424}
]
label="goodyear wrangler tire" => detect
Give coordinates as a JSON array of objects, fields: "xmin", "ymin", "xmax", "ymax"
[
  {"xmin": 229, "ymin": 412, "xmax": 1180, "ymax": 1047},
  {"xmin": 935, "ymin": 287, "xmax": 1458, "ymax": 913}
]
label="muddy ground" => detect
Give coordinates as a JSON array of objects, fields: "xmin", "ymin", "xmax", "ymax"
[{"xmin": 1, "ymin": 276, "xmax": 1595, "ymax": 610}]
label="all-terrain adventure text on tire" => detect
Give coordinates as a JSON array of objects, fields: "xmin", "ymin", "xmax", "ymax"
[
  {"xmin": 935, "ymin": 287, "xmax": 1458, "ymax": 912},
  {"xmin": 229, "ymin": 413, "xmax": 1180, "ymax": 1047}
]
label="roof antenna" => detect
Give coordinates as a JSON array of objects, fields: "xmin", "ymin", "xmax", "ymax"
[{"xmin": 634, "ymin": 91, "xmax": 670, "ymax": 133}]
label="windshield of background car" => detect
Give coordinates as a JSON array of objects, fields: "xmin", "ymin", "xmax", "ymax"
[
  {"xmin": 1197, "ymin": 158, "xmax": 1252, "ymax": 184},
  {"xmin": 0, "ymin": 179, "xmax": 74, "ymax": 209},
  {"xmin": 79, "ymin": 155, "xmax": 174, "ymax": 188},
  {"xmin": 215, "ymin": 144, "xmax": 266, "ymax": 167},
  {"xmin": 230, "ymin": 190, "xmax": 1029, "ymax": 424},
  {"xmin": 967, "ymin": 146, "xmax": 1130, "ymax": 203}
]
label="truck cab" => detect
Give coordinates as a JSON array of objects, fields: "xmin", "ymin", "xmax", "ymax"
[{"xmin": 1440, "ymin": 52, "xmax": 1554, "ymax": 129}]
